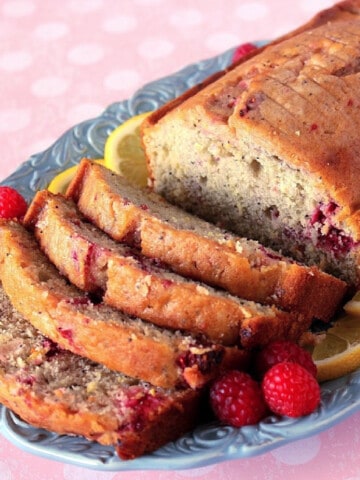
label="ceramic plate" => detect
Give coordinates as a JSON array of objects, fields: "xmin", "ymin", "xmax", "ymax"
[{"xmin": 1, "ymin": 44, "xmax": 360, "ymax": 472}]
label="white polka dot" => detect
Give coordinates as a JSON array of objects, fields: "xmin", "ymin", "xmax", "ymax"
[
  {"xmin": 299, "ymin": 0, "xmax": 335, "ymax": 13},
  {"xmin": 104, "ymin": 70, "xmax": 141, "ymax": 92},
  {"xmin": 67, "ymin": 44, "xmax": 104, "ymax": 66},
  {"xmin": 205, "ymin": 32, "xmax": 240, "ymax": 53},
  {"xmin": 137, "ymin": 38, "xmax": 174, "ymax": 60},
  {"xmin": 66, "ymin": 103, "xmax": 104, "ymax": 124},
  {"xmin": 169, "ymin": 9, "xmax": 204, "ymax": 28},
  {"xmin": 2, "ymin": 0, "xmax": 35, "ymax": 17},
  {"xmin": 68, "ymin": 0, "xmax": 103, "ymax": 13},
  {"xmin": 0, "ymin": 108, "xmax": 31, "ymax": 133},
  {"xmin": 102, "ymin": 15, "xmax": 138, "ymax": 34},
  {"xmin": 235, "ymin": 2, "xmax": 269, "ymax": 21},
  {"xmin": 34, "ymin": 22, "xmax": 69, "ymax": 40},
  {"xmin": 271, "ymin": 435, "xmax": 321, "ymax": 465},
  {"xmin": 63, "ymin": 464, "xmax": 116, "ymax": 480},
  {"xmin": 134, "ymin": 0, "xmax": 164, "ymax": 4},
  {"xmin": 31, "ymin": 76, "xmax": 69, "ymax": 97},
  {"xmin": 0, "ymin": 50, "xmax": 33, "ymax": 72},
  {"xmin": 0, "ymin": 461, "xmax": 12, "ymax": 480}
]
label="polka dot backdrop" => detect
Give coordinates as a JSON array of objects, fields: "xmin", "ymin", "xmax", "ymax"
[
  {"xmin": 0, "ymin": 0, "xmax": 338, "ymax": 178},
  {"xmin": 1, "ymin": 0, "xmax": 360, "ymax": 479}
]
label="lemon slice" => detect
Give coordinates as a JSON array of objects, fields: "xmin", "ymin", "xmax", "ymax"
[
  {"xmin": 47, "ymin": 160, "xmax": 105, "ymax": 194},
  {"xmin": 312, "ymin": 313, "xmax": 360, "ymax": 382},
  {"xmin": 343, "ymin": 290, "xmax": 360, "ymax": 316},
  {"xmin": 104, "ymin": 111, "xmax": 151, "ymax": 188}
]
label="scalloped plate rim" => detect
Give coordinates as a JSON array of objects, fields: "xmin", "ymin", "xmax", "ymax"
[{"xmin": 0, "ymin": 43, "xmax": 360, "ymax": 472}]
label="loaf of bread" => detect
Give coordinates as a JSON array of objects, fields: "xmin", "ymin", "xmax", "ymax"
[
  {"xmin": 0, "ymin": 283, "xmax": 203, "ymax": 460},
  {"xmin": 66, "ymin": 158, "xmax": 346, "ymax": 321},
  {"xmin": 0, "ymin": 219, "xmax": 249, "ymax": 389},
  {"xmin": 24, "ymin": 190, "xmax": 312, "ymax": 349},
  {"xmin": 141, "ymin": 0, "xmax": 360, "ymax": 287}
]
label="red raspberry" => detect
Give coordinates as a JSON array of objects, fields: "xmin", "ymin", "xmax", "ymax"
[
  {"xmin": 0, "ymin": 186, "xmax": 27, "ymax": 219},
  {"xmin": 262, "ymin": 362, "xmax": 321, "ymax": 418},
  {"xmin": 210, "ymin": 370, "xmax": 268, "ymax": 427},
  {"xmin": 255, "ymin": 340, "xmax": 317, "ymax": 379},
  {"xmin": 232, "ymin": 42, "xmax": 258, "ymax": 64}
]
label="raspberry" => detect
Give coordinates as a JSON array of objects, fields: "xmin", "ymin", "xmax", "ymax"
[
  {"xmin": 210, "ymin": 370, "xmax": 267, "ymax": 427},
  {"xmin": 262, "ymin": 362, "xmax": 321, "ymax": 417},
  {"xmin": 255, "ymin": 340, "xmax": 317, "ymax": 379},
  {"xmin": 0, "ymin": 186, "xmax": 27, "ymax": 219},
  {"xmin": 232, "ymin": 42, "xmax": 258, "ymax": 64}
]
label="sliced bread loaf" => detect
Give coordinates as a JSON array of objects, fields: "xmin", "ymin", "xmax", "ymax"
[
  {"xmin": 141, "ymin": 0, "xmax": 360, "ymax": 287},
  {"xmin": 0, "ymin": 219, "xmax": 248, "ymax": 389},
  {"xmin": 24, "ymin": 191, "xmax": 311, "ymax": 348},
  {"xmin": 66, "ymin": 159, "xmax": 346, "ymax": 322},
  {"xmin": 0, "ymin": 283, "xmax": 203, "ymax": 460}
]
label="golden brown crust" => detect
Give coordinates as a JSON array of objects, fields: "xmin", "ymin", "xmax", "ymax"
[
  {"xmin": 0, "ymin": 384, "xmax": 202, "ymax": 461},
  {"xmin": 66, "ymin": 159, "xmax": 346, "ymax": 321},
  {"xmin": 226, "ymin": 19, "xmax": 360, "ymax": 236},
  {"xmin": 142, "ymin": 1, "xmax": 360, "ymax": 241},
  {"xmin": 0, "ymin": 371, "xmax": 201, "ymax": 461},
  {"xmin": 141, "ymin": 0, "xmax": 360, "ymax": 131}
]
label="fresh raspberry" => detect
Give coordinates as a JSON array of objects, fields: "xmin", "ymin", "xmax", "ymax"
[
  {"xmin": 232, "ymin": 42, "xmax": 258, "ymax": 64},
  {"xmin": 255, "ymin": 340, "xmax": 317, "ymax": 379},
  {"xmin": 262, "ymin": 362, "xmax": 321, "ymax": 418},
  {"xmin": 0, "ymin": 186, "xmax": 27, "ymax": 219},
  {"xmin": 210, "ymin": 370, "xmax": 268, "ymax": 427}
]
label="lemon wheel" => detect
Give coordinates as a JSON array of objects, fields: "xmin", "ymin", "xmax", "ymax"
[
  {"xmin": 312, "ymin": 313, "xmax": 360, "ymax": 382},
  {"xmin": 343, "ymin": 290, "xmax": 360, "ymax": 316},
  {"xmin": 104, "ymin": 111, "xmax": 151, "ymax": 188}
]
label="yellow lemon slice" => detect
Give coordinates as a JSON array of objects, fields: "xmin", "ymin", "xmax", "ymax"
[
  {"xmin": 312, "ymin": 313, "xmax": 360, "ymax": 382},
  {"xmin": 104, "ymin": 111, "xmax": 151, "ymax": 188},
  {"xmin": 47, "ymin": 159, "xmax": 105, "ymax": 194},
  {"xmin": 343, "ymin": 290, "xmax": 360, "ymax": 316}
]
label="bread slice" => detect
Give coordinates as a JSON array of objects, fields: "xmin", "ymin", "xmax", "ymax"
[
  {"xmin": 66, "ymin": 159, "xmax": 346, "ymax": 322},
  {"xmin": 141, "ymin": 0, "xmax": 360, "ymax": 287},
  {"xmin": 24, "ymin": 190, "xmax": 311, "ymax": 349},
  {"xmin": 0, "ymin": 219, "xmax": 248, "ymax": 389},
  {"xmin": 0, "ymin": 283, "xmax": 203, "ymax": 460}
]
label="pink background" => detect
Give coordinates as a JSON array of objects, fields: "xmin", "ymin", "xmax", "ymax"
[{"xmin": 0, "ymin": 0, "xmax": 359, "ymax": 479}]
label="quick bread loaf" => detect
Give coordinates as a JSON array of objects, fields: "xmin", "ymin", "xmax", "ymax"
[
  {"xmin": 141, "ymin": 0, "xmax": 360, "ymax": 287},
  {"xmin": 66, "ymin": 159, "xmax": 346, "ymax": 322},
  {"xmin": 24, "ymin": 191, "xmax": 311, "ymax": 348},
  {"xmin": 0, "ymin": 283, "xmax": 203, "ymax": 460}
]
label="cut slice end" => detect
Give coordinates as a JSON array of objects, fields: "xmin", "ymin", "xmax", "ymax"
[{"xmin": 48, "ymin": 160, "xmax": 105, "ymax": 194}]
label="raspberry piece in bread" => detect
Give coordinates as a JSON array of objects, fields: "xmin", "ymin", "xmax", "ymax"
[
  {"xmin": 24, "ymin": 191, "xmax": 311, "ymax": 349},
  {"xmin": 0, "ymin": 284, "xmax": 203, "ymax": 460},
  {"xmin": 66, "ymin": 159, "xmax": 346, "ymax": 322}
]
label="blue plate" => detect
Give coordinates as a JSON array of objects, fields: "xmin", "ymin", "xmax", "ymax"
[{"xmin": 1, "ymin": 44, "xmax": 359, "ymax": 472}]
